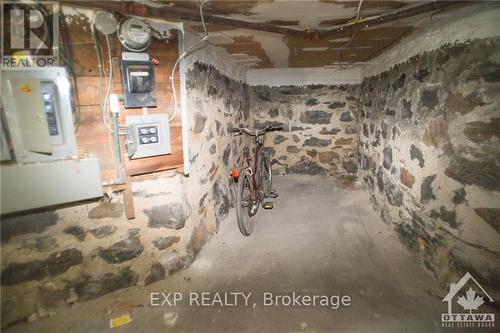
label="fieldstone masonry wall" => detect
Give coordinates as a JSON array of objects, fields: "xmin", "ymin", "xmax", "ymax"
[
  {"xmin": 249, "ymin": 85, "xmax": 360, "ymax": 177},
  {"xmin": 358, "ymin": 38, "xmax": 500, "ymax": 291},
  {"xmin": 0, "ymin": 62, "xmax": 249, "ymax": 327},
  {"xmin": 2, "ymin": 33, "xmax": 499, "ymax": 328}
]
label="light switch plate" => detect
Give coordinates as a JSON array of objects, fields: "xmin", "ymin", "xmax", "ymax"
[{"xmin": 125, "ymin": 114, "xmax": 171, "ymax": 159}]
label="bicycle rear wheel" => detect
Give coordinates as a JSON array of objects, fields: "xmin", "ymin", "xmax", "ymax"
[
  {"xmin": 260, "ymin": 153, "xmax": 272, "ymax": 197},
  {"xmin": 236, "ymin": 170, "xmax": 256, "ymax": 236}
]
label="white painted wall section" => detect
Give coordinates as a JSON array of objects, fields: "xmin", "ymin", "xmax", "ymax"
[
  {"xmin": 182, "ymin": 31, "xmax": 248, "ymax": 82},
  {"xmin": 247, "ymin": 66, "xmax": 362, "ymax": 86}
]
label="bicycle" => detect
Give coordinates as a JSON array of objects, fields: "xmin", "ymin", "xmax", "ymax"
[{"xmin": 228, "ymin": 124, "xmax": 284, "ymax": 236}]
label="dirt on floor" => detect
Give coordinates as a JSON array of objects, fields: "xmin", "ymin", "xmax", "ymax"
[{"xmin": 6, "ymin": 175, "xmax": 498, "ymax": 333}]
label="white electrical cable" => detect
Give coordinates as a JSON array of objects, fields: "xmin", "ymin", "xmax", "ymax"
[
  {"xmin": 355, "ymin": 0, "xmax": 364, "ymax": 23},
  {"xmin": 97, "ymin": 34, "xmax": 127, "ymax": 135},
  {"xmin": 92, "ymin": 24, "xmax": 107, "ymax": 131},
  {"xmin": 168, "ymin": 0, "xmax": 209, "ymax": 122},
  {"xmin": 103, "ymin": 34, "xmax": 114, "ymax": 132},
  {"xmin": 94, "ymin": 23, "xmax": 114, "ymax": 133},
  {"xmin": 169, "ymin": 37, "xmax": 208, "ymax": 122},
  {"xmin": 200, "ymin": 0, "xmax": 208, "ymax": 38},
  {"xmin": 336, "ymin": 0, "xmax": 364, "ymax": 69}
]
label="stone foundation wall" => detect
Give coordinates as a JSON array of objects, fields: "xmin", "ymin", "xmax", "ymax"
[
  {"xmin": 0, "ymin": 62, "xmax": 249, "ymax": 327},
  {"xmin": 358, "ymin": 38, "xmax": 500, "ymax": 290},
  {"xmin": 249, "ymin": 85, "xmax": 360, "ymax": 177}
]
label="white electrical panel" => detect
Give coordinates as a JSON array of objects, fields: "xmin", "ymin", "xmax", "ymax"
[
  {"xmin": 125, "ymin": 114, "xmax": 171, "ymax": 159},
  {"xmin": 1, "ymin": 68, "xmax": 77, "ymax": 163}
]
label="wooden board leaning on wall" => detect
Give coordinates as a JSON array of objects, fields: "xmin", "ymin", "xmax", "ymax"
[{"xmin": 65, "ymin": 15, "xmax": 183, "ymax": 182}]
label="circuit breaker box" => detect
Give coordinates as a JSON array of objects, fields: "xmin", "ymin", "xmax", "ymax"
[
  {"xmin": 125, "ymin": 114, "xmax": 171, "ymax": 159},
  {"xmin": 121, "ymin": 52, "xmax": 157, "ymax": 108},
  {"xmin": 1, "ymin": 68, "xmax": 103, "ymax": 214},
  {"xmin": 1, "ymin": 68, "xmax": 77, "ymax": 163}
]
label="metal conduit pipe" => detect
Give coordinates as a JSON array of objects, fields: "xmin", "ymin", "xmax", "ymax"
[{"xmin": 110, "ymin": 94, "xmax": 126, "ymax": 184}]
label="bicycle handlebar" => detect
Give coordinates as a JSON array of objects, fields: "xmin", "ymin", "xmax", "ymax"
[{"xmin": 228, "ymin": 125, "xmax": 284, "ymax": 136}]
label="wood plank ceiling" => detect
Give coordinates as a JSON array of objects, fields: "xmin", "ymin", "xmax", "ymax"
[
  {"xmin": 148, "ymin": 0, "xmax": 443, "ymax": 68},
  {"xmin": 64, "ymin": 0, "xmax": 469, "ymax": 69}
]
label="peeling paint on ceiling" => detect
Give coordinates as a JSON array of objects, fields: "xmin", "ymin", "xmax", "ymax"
[
  {"xmin": 216, "ymin": 35, "xmax": 274, "ymax": 68},
  {"xmin": 149, "ymin": 0, "xmax": 442, "ymax": 69}
]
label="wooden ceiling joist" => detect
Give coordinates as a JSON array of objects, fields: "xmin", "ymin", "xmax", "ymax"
[
  {"xmin": 61, "ymin": 0, "xmax": 471, "ymax": 40},
  {"xmin": 316, "ymin": 0, "xmax": 471, "ymax": 38}
]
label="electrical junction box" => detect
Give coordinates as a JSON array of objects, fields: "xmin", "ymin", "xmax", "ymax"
[
  {"xmin": 121, "ymin": 52, "xmax": 157, "ymax": 108},
  {"xmin": 1, "ymin": 67, "xmax": 77, "ymax": 163},
  {"xmin": 125, "ymin": 114, "xmax": 171, "ymax": 159}
]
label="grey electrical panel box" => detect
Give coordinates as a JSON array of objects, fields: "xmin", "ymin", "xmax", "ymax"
[
  {"xmin": 125, "ymin": 114, "xmax": 171, "ymax": 159},
  {"xmin": 1, "ymin": 157, "xmax": 103, "ymax": 214},
  {"xmin": 1, "ymin": 116, "xmax": 11, "ymax": 161},
  {"xmin": 1, "ymin": 68, "xmax": 77, "ymax": 163},
  {"xmin": 121, "ymin": 52, "xmax": 157, "ymax": 108}
]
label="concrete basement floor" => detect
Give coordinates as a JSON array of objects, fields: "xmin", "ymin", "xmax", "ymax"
[{"xmin": 8, "ymin": 175, "xmax": 459, "ymax": 333}]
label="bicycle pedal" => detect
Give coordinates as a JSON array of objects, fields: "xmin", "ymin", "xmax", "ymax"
[
  {"xmin": 262, "ymin": 202, "xmax": 274, "ymax": 209},
  {"xmin": 268, "ymin": 192, "xmax": 279, "ymax": 199}
]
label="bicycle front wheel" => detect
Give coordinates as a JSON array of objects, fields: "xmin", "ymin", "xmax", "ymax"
[{"xmin": 236, "ymin": 170, "xmax": 256, "ymax": 236}]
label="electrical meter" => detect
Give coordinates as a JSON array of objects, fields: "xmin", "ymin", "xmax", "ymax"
[{"xmin": 118, "ymin": 18, "xmax": 152, "ymax": 52}]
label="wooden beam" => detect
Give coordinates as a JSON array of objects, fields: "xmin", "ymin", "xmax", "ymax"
[
  {"xmin": 316, "ymin": 1, "xmax": 471, "ymax": 38},
  {"xmin": 60, "ymin": 0, "xmax": 311, "ymax": 37},
  {"xmin": 61, "ymin": 0, "xmax": 473, "ymax": 40},
  {"xmin": 149, "ymin": 7, "xmax": 308, "ymax": 37},
  {"xmin": 123, "ymin": 175, "xmax": 135, "ymax": 220}
]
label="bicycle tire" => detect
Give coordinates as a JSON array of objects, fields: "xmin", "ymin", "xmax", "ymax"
[
  {"xmin": 236, "ymin": 170, "xmax": 255, "ymax": 236},
  {"xmin": 261, "ymin": 153, "xmax": 272, "ymax": 197}
]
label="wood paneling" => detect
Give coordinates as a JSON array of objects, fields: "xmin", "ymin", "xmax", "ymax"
[{"xmin": 66, "ymin": 15, "xmax": 183, "ymax": 181}]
